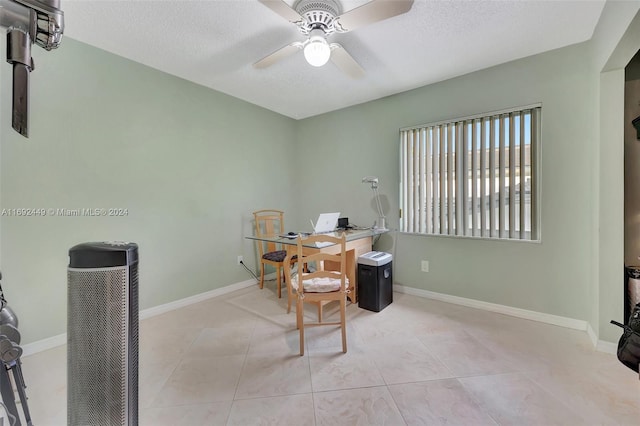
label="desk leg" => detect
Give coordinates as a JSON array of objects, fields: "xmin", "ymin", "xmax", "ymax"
[{"xmin": 345, "ymin": 251, "xmax": 357, "ymax": 303}]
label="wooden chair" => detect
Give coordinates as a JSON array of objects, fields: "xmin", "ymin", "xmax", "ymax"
[
  {"xmin": 253, "ymin": 209, "xmax": 288, "ymax": 298},
  {"xmin": 284, "ymin": 233, "xmax": 348, "ymax": 356}
]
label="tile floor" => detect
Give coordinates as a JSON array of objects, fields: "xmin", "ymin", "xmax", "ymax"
[{"xmin": 15, "ymin": 281, "xmax": 640, "ymax": 425}]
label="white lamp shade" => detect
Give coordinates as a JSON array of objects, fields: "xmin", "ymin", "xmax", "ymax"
[{"xmin": 304, "ymin": 37, "xmax": 331, "ymax": 67}]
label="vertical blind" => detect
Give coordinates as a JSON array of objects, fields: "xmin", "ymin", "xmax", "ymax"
[{"xmin": 400, "ymin": 105, "xmax": 541, "ymax": 240}]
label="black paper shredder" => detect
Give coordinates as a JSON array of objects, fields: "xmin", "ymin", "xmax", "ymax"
[{"xmin": 358, "ymin": 251, "xmax": 393, "ymax": 312}]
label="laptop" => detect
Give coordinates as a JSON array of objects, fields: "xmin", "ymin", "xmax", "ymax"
[
  {"xmin": 279, "ymin": 212, "xmax": 340, "ymax": 240},
  {"xmin": 313, "ymin": 212, "xmax": 340, "ymax": 234}
]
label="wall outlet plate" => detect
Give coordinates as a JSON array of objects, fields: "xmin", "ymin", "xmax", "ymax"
[{"xmin": 421, "ymin": 260, "xmax": 429, "ymax": 272}]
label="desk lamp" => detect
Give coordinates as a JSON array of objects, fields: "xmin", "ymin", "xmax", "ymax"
[{"xmin": 362, "ymin": 176, "xmax": 386, "ymax": 230}]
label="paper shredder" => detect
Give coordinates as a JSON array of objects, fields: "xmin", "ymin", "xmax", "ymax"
[{"xmin": 358, "ymin": 251, "xmax": 392, "ymax": 312}]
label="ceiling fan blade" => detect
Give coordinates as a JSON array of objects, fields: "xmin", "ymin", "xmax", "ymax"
[
  {"xmin": 258, "ymin": 0, "xmax": 304, "ymax": 24},
  {"xmin": 335, "ymin": 0, "xmax": 414, "ymax": 32},
  {"xmin": 254, "ymin": 43, "xmax": 302, "ymax": 69},
  {"xmin": 330, "ymin": 44, "xmax": 364, "ymax": 79}
]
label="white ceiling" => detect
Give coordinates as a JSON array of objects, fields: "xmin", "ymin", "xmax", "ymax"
[{"xmin": 61, "ymin": 0, "xmax": 606, "ymax": 119}]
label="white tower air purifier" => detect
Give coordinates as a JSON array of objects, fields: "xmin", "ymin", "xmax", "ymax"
[{"xmin": 67, "ymin": 242, "xmax": 139, "ymax": 425}]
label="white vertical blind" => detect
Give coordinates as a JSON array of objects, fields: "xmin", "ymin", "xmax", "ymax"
[
  {"xmin": 399, "ymin": 105, "xmax": 541, "ymax": 241},
  {"xmin": 447, "ymin": 123, "xmax": 454, "ymax": 235},
  {"xmin": 489, "ymin": 118, "xmax": 496, "ymax": 238},
  {"xmin": 519, "ymin": 112, "xmax": 526, "ymax": 239},
  {"xmin": 479, "ymin": 119, "xmax": 487, "ymax": 238},
  {"xmin": 530, "ymin": 107, "xmax": 540, "ymax": 240},
  {"xmin": 471, "ymin": 119, "xmax": 478, "ymax": 237},
  {"xmin": 457, "ymin": 121, "xmax": 465, "ymax": 236},
  {"xmin": 410, "ymin": 129, "xmax": 422, "ymax": 230},
  {"xmin": 509, "ymin": 112, "xmax": 517, "ymax": 239},
  {"xmin": 433, "ymin": 128, "xmax": 440, "ymax": 234},
  {"xmin": 499, "ymin": 115, "xmax": 506, "ymax": 238}
]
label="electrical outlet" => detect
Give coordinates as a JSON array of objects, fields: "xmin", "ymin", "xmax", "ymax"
[
  {"xmin": 237, "ymin": 255, "xmax": 243, "ymax": 265},
  {"xmin": 421, "ymin": 260, "xmax": 429, "ymax": 272}
]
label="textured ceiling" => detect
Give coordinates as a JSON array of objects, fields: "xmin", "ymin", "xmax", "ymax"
[{"xmin": 61, "ymin": 0, "xmax": 606, "ymax": 119}]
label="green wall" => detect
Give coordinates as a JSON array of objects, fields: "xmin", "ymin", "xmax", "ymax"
[
  {"xmin": 0, "ymin": 2, "xmax": 638, "ymax": 347},
  {"xmin": 296, "ymin": 42, "xmax": 598, "ymax": 321},
  {"xmin": 0, "ymin": 38, "xmax": 296, "ymax": 344}
]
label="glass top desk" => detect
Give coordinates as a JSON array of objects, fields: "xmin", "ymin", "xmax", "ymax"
[{"xmin": 246, "ymin": 229, "xmax": 387, "ymax": 303}]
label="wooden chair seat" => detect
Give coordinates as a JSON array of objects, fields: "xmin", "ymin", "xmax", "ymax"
[
  {"xmin": 290, "ymin": 275, "xmax": 350, "ymax": 293},
  {"xmin": 284, "ymin": 233, "xmax": 348, "ymax": 356},
  {"xmin": 262, "ymin": 250, "xmax": 287, "ymax": 263}
]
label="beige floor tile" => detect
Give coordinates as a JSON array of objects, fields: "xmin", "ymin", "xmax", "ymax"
[
  {"xmin": 20, "ymin": 285, "xmax": 640, "ymax": 425},
  {"xmin": 418, "ymin": 329, "xmax": 520, "ymax": 376},
  {"xmin": 525, "ymin": 361, "xmax": 640, "ymax": 424},
  {"xmin": 25, "ymin": 410, "xmax": 66, "ymax": 426},
  {"xmin": 138, "ymin": 326, "xmax": 201, "ymax": 407},
  {"xmin": 140, "ymin": 401, "xmax": 232, "ymax": 426},
  {"xmin": 227, "ymin": 394, "xmax": 315, "ymax": 426},
  {"xmin": 367, "ymin": 337, "xmax": 454, "ymax": 384},
  {"xmin": 144, "ymin": 298, "xmax": 258, "ymax": 331},
  {"xmin": 138, "ymin": 352, "xmax": 182, "ymax": 408},
  {"xmin": 459, "ymin": 372, "xmax": 588, "ymax": 425},
  {"xmin": 151, "ymin": 355, "xmax": 245, "ymax": 406},
  {"xmin": 139, "ymin": 322, "xmax": 201, "ymax": 352},
  {"xmin": 302, "ymin": 322, "xmax": 361, "ymax": 351},
  {"xmin": 235, "ymin": 353, "xmax": 312, "ymax": 399},
  {"xmin": 184, "ymin": 325, "xmax": 254, "ymax": 358},
  {"xmin": 464, "ymin": 321, "xmax": 555, "ymax": 372},
  {"xmin": 308, "ymin": 345, "xmax": 385, "ymax": 392},
  {"xmin": 313, "ymin": 386, "xmax": 405, "ymax": 425},
  {"xmin": 466, "ymin": 315, "xmax": 595, "ymax": 371},
  {"xmin": 350, "ymin": 309, "xmax": 417, "ymax": 344},
  {"xmin": 248, "ymin": 322, "xmax": 301, "ymax": 355},
  {"xmin": 20, "ymin": 345, "xmax": 67, "ymax": 424},
  {"xmin": 226, "ymin": 289, "xmax": 292, "ymax": 318},
  {"xmin": 388, "ymin": 379, "xmax": 498, "ymax": 425},
  {"xmin": 354, "ymin": 296, "xmax": 456, "ymax": 334}
]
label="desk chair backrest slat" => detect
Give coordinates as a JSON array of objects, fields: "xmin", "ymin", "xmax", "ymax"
[
  {"xmin": 293, "ymin": 233, "xmax": 347, "ymax": 295},
  {"xmin": 253, "ymin": 209, "xmax": 285, "ymax": 256}
]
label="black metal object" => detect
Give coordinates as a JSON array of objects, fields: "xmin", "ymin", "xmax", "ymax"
[
  {"xmin": 0, "ymin": 271, "xmax": 32, "ymax": 426},
  {"xmin": 633, "ymin": 116, "xmax": 640, "ymax": 140},
  {"xmin": 1, "ymin": 0, "xmax": 64, "ymax": 137},
  {"xmin": 625, "ymin": 266, "xmax": 640, "ymax": 324}
]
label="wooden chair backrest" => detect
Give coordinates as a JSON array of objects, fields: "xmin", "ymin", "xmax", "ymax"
[
  {"xmin": 293, "ymin": 233, "xmax": 347, "ymax": 295},
  {"xmin": 253, "ymin": 209, "xmax": 285, "ymax": 256}
]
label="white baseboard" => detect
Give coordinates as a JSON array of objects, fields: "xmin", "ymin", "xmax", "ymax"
[
  {"xmin": 584, "ymin": 322, "xmax": 617, "ymax": 354},
  {"xmin": 23, "ymin": 279, "xmax": 615, "ymax": 357},
  {"xmin": 21, "ymin": 278, "xmax": 258, "ymax": 357},
  {"xmin": 596, "ymin": 339, "xmax": 618, "ymax": 354},
  {"xmin": 393, "ymin": 283, "xmax": 622, "ymax": 353},
  {"xmin": 587, "ymin": 322, "xmax": 598, "ymax": 347},
  {"xmin": 139, "ymin": 278, "xmax": 256, "ymax": 319},
  {"xmin": 394, "ymin": 284, "xmax": 588, "ymax": 331},
  {"xmin": 22, "ymin": 333, "xmax": 67, "ymax": 357}
]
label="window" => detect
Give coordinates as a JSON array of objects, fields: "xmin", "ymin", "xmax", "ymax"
[{"xmin": 399, "ymin": 105, "xmax": 540, "ymax": 241}]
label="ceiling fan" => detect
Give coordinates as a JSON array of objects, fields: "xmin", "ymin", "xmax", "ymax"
[{"xmin": 254, "ymin": 0, "xmax": 414, "ymax": 78}]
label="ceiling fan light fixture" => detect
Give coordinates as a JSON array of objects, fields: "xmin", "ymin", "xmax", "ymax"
[{"xmin": 303, "ymin": 32, "xmax": 331, "ymax": 67}]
